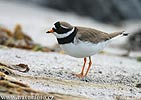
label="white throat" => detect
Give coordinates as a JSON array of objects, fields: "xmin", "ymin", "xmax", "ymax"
[{"xmin": 53, "ymin": 27, "xmax": 75, "ymax": 38}]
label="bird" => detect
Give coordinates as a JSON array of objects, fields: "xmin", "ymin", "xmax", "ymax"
[{"xmin": 46, "ymin": 21, "xmax": 128, "ymax": 78}]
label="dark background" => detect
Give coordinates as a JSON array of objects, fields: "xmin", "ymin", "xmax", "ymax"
[{"xmin": 31, "ymin": 0, "xmax": 141, "ymax": 24}]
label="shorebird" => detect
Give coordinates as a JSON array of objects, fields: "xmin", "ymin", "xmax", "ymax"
[{"xmin": 46, "ymin": 21, "xmax": 128, "ymax": 77}]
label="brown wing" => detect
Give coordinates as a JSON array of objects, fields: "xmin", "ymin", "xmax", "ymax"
[{"xmin": 76, "ymin": 26, "xmax": 111, "ymax": 43}]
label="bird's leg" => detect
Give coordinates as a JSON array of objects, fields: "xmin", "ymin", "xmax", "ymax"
[
  {"xmin": 73, "ymin": 57, "xmax": 86, "ymax": 78},
  {"xmin": 84, "ymin": 56, "xmax": 92, "ymax": 77},
  {"xmin": 79, "ymin": 57, "xmax": 87, "ymax": 75}
]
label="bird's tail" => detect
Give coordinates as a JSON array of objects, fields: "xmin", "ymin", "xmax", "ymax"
[{"xmin": 109, "ymin": 31, "xmax": 128, "ymax": 39}]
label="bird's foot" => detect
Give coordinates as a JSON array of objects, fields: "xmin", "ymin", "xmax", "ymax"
[{"xmin": 72, "ymin": 73, "xmax": 85, "ymax": 78}]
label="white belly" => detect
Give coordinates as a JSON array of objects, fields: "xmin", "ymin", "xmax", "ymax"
[{"xmin": 60, "ymin": 40, "xmax": 109, "ymax": 58}]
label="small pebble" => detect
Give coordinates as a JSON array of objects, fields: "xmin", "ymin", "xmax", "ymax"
[{"xmin": 98, "ymin": 71, "xmax": 102, "ymax": 74}]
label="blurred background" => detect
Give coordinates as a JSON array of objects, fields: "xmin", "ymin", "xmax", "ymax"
[
  {"xmin": 0, "ymin": 0, "xmax": 141, "ymax": 51},
  {"xmin": 34, "ymin": 0, "xmax": 141, "ymax": 24}
]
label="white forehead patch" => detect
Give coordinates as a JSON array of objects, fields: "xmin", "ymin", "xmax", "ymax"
[{"xmin": 53, "ymin": 25, "xmax": 57, "ymax": 29}]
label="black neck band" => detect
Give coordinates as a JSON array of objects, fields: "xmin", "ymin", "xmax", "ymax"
[{"xmin": 57, "ymin": 27, "xmax": 78, "ymax": 44}]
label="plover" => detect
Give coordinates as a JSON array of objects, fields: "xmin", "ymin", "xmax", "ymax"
[{"xmin": 46, "ymin": 21, "xmax": 128, "ymax": 77}]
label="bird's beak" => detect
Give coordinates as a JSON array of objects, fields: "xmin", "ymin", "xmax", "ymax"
[{"xmin": 46, "ymin": 29, "xmax": 54, "ymax": 33}]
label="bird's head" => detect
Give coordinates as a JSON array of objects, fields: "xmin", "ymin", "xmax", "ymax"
[{"xmin": 46, "ymin": 21, "xmax": 74, "ymax": 38}]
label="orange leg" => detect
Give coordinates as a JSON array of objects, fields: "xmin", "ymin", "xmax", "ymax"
[
  {"xmin": 84, "ymin": 56, "xmax": 92, "ymax": 77},
  {"xmin": 73, "ymin": 57, "xmax": 87, "ymax": 78}
]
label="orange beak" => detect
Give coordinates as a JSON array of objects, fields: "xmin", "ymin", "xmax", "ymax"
[{"xmin": 46, "ymin": 29, "xmax": 54, "ymax": 33}]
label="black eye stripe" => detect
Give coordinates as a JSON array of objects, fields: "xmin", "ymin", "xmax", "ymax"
[
  {"xmin": 52, "ymin": 27, "xmax": 56, "ymax": 31},
  {"xmin": 53, "ymin": 22, "xmax": 72, "ymax": 34},
  {"xmin": 54, "ymin": 22, "xmax": 60, "ymax": 28},
  {"xmin": 56, "ymin": 27, "xmax": 71, "ymax": 34}
]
